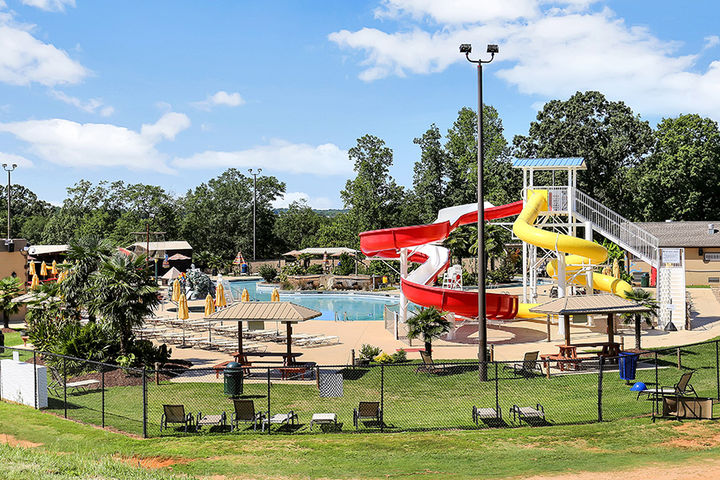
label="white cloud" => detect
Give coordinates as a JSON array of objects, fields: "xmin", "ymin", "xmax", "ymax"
[
  {"xmin": 0, "ymin": 113, "xmax": 190, "ymax": 172},
  {"xmin": 0, "ymin": 19, "xmax": 87, "ymax": 86},
  {"xmin": 173, "ymin": 139, "xmax": 351, "ymax": 176},
  {"xmin": 0, "ymin": 152, "xmax": 33, "ymax": 168},
  {"xmin": 272, "ymin": 192, "xmax": 336, "ymax": 210},
  {"xmin": 192, "ymin": 90, "xmax": 245, "ymax": 110},
  {"xmin": 49, "ymin": 89, "xmax": 114, "ymax": 116},
  {"xmin": 329, "ymin": 1, "xmax": 720, "ymax": 119},
  {"xmin": 20, "ymin": 0, "xmax": 75, "ymax": 12}
]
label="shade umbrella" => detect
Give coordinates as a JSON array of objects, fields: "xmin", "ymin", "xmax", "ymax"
[
  {"xmin": 30, "ymin": 274, "xmax": 40, "ymax": 289},
  {"xmin": 241, "ymin": 288, "xmax": 250, "ymax": 302},
  {"xmin": 40, "ymin": 261, "xmax": 48, "ymax": 276},
  {"xmin": 56, "ymin": 270, "xmax": 65, "ymax": 283},
  {"xmin": 204, "ymin": 294, "xmax": 216, "ymax": 343},
  {"xmin": 271, "ymin": 288, "xmax": 280, "ymax": 302},
  {"xmin": 50, "ymin": 260, "xmax": 58, "ymax": 276},
  {"xmin": 178, "ymin": 293, "xmax": 189, "ymax": 346},
  {"xmin": 171, "ymin": 279, "xmax": 181, "ymax": 302},
  {"xmin": 612, "ymin": 258, "xmax": 620, "ymax": 279},
  {"xmin": 215, "ymin": 283, "xmax": 227, "ymax": 308},
  {"xmin": 28, "ymin": 261, "xmax": 36, "ymax": 276}
]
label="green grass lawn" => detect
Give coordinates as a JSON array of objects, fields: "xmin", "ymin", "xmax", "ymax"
[
  {"xmin": 40, "ymin": 338, "xmax": 720, "ymax": 437},
  {"xmin": 3, "ymin": 400, "xmax": 720, "ymax": 479}
]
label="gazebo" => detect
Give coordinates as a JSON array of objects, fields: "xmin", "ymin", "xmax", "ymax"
[
  {"xmin": 207, "ymin": 301, "xmax": 321, "ymax": 360},
  {"xmin": 530, "ymin": 295, "xmax": 653, "ymax": 350}
]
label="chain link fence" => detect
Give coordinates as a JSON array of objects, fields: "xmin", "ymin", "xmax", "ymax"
[{"xmin": 2, "ymin": 339, "xmax": 719, "ymax": 437}]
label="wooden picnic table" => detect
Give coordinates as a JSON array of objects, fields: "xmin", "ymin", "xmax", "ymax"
[
  {"xmin": 233, "ymin": 351, "xmax": 303, "ymax": 366},
  {"xmin": 571, "ymin": 342, "xmax": 621, "ymax": 357},
  {"xmin": 556, "ymin": 344, "xmax": 578, "ymax": 358}
]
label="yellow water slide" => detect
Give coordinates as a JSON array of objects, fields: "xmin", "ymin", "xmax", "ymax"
[{"xmin": 513, "ymin": 190, "xmax": 632, "ymax": 318}]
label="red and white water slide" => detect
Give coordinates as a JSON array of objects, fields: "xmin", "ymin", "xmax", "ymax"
[{"xmin": 359, "ymin": 200, "xmax": 524, "ymax": 319}]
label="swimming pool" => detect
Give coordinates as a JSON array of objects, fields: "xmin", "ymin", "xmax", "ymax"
[{"xmin": 229, "ymin": 280, "xmax": 398, "ymax": 321}]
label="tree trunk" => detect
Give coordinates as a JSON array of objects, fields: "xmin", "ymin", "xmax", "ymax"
[{"xmin": 425, "ymin": 341, "xmax": 432, "ymax": 358}]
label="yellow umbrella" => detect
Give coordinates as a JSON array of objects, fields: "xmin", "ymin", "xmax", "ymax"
[
  {"xmin": 241, "ymin": 288, "xmax": 249, "ymax": 303},
  {"xmin": 40, "ymin": 261, "xmax": 48, "ymax": 276},
  {"xmin": 50, "ymin": 260, "xmax": 58, "ymax": 276},
  {"xmin": 171, "ymin": 279, "xmax": 181, "ymax": 302},
  {"xmin": 271, "ymin": 288, "xmax": 280, "ymax": 302},
  {"xmin": 602, "ymin": 265, "xmax": 612, "ymax": 277},
  {"xmin": 28, "ymin": 261, "xmax": 36, "ymax": 276},
  {"xmin": 56, "ymin": 270, "xmax": 64, "ymax": 283},
  {"xmin": 215, "ymin": 283, "xmax": 227, "ymax": 308},
  {"xmin": 30, "ymin": 274, "xmax": 40, "ymax": 289},
  {"xmin": 204, "ymin": 294, "xmax": 216, "ymax": 317},
  {"xmin": 612, "ymin": 258, "xmax": 620, "ymax": 279},
  {"xmin": 178, "ymin": 293, "xmax": 190, "ymax": 346}
]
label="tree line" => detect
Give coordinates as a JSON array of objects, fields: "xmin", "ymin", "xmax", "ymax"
[{"xmin": 3, "ymin": 91, "xmax": 720, "ymax": 268}]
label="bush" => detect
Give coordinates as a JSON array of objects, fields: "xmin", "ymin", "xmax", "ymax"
[
  {"xmin": 333, "ymin": 252, "xmax": 356, "ymax": 276},
  {"xmin": 390, "ymin": 349, "xmax": 407, "ymax": 363},
  {"xmin": 258, "ymin": 265, "xmax": 278, "ymax": 283},
  {"xmin": 359, "ymin": 343, "xmax": 381, "ymax": 361},
  {"xmin": 281, "ymin": 263, "xmax": 306, "ymax": 278},
  {"xmin": 306, "ymin": 264, "xmax": 324, "ymax": 275},
  {"xmin": 374, "ymin": 352, "xmax": 393, "ymax": 363}
]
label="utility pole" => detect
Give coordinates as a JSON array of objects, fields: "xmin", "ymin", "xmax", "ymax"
[
  {"xmin": 3, "ymin": 163, "xmax": 17, "ymax": 249},
  {"xmin": 460, "ymin": 43, "xmax": 498, "ymax": 381},
  {"xmin": 248, "ymin": 169, "xmax": 262, "ymax": 261}
]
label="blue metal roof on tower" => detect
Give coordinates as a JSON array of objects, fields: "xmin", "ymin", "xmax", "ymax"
[{"xmin": 511, "ymin": 157, "xmax": 586, "ymax": 169}]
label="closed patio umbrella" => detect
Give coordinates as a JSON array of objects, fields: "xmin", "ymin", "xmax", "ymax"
[
  {"xmin": 30, "ymin": 274, "xmax": 40, "ymax": 289},
  {"xmin": 178, "ymin": 293, "xmax": 189, "ymax": 346},
  {"xmin": 241, "ymin": 288, "xmax": 249, "ymax": 302},
  {"xmin": 40, "ymin": 261, "xmax": 48, "ymax": 276},
  {"xmin": 612, "ymin": 258, "xmax": 620, "ymax": 279},
  {"xmin": 28, "ymin": 261, "xmax": 36, "ymax": 276},
  {"xmin": 171, "ymin": 279, "xmax": 181, "ymax": 302},
  {"xmin": 204, "ymin": 294, "xmax": 216, "ymax": 343},
  {"xmin": 215, "ymin": 283, "xmax": 227, "ymax": 308},
  {"xmin": 271, "ymin": 288, "xmax": 280, "ymax": 302},
  {"xmin": 50, "ymin": 260, "xmax": 58, "ymax": 276}
]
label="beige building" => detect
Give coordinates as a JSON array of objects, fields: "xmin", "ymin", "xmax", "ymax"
[
  {"xmin": 631, "ymin": 222, "xmax": 720, "ymax": 286},
  {"xmin": 1, "ymin": 239, "xmax": 28, "ymax": 323}
]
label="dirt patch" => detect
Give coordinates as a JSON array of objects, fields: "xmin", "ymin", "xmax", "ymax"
[
  {"xmin": 660, "ymin": 422, "xmax": 720, "ymax": 450},
  {"xmin": 116, "ymin": 455, "xmax": 193, "ymax": 469},
  {"xmin": 1, "ymin": 328, "xmax": 20, "ymax": 334},
  {"xmin": 514, "ymin": 458, "xmax": 720, "ymax": 480},
  {"xmin": 0, "ymin": 434, "xmax": 42, "ymax": 448}
]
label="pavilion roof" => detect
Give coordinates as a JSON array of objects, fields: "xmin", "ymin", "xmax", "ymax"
[
  {"xmin": 208, "ymin": 301, "xmax": 321, "ymax": 323},
  {"xmin": 529, "ymin": 295, "xmax": 651, "ymax": 315}
]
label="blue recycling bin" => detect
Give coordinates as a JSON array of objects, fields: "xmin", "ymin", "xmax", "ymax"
[
  {"xmin": 241, "ymin": 263, "xmax": 248, "ymax": 274},
  {"xmin": 619, "ymin": 352, "xmax": 639, "ymax": 383}
]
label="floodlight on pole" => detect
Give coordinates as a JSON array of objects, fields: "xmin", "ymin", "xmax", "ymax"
[
  {"xmin": 248, "ymin": 168, "xmax": 262, "ymax": 261},
  {"xmin": 2, "ymin": 163, "xmax": 17, "ymax": 246},
  {"xmin": 460, "ymin": 43, "xmax": 498, "ymax": 381}
]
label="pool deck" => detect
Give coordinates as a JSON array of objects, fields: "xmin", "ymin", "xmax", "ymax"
[{"xmin": 160, "ymin": 284, "xmax": 720, "ymax": 368}]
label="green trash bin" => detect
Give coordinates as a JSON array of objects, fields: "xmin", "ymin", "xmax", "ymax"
[
  {"xmin": 224, "ymin": 362, "xmax": 244, "ymax": 397},
  {"xmin": 641, "ymin": 272, "xmax": 650, "ymax": 287}
]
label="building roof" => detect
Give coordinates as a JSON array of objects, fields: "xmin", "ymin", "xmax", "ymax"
[
  {"xmin": 27, "ymin": 245, "xmax": 68, "ymax": 256},
  {"xmin": 130, "ymin": 241, "xmax": 193, "ymax": 252},
  {"xmin": 161, "ymin": 266, "xmax": 182, "ymax": 280},
  {"xmin": 512, "ymin": 157, "xmax": 586, "ymax": 170},
  {"xmin": 208, "ymin": 301, "xmax": 321, "ymax": 323},
  {"xmin": 283, "ymin": 247, "xmax": 358, "ymax": 257},
  {"xmin": 635, "ymin": 222, "xmax": 720, "ymax": 248},
  {"xmin": 529, "ymin": 295, "xmax": 651, "ymax": 315}
]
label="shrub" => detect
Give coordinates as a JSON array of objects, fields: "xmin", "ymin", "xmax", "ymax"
[
  {"xmin": 333, "ymin": 252, "xmax": 356, "ymax": 276},
  {"xmin": 359, "ymin": 343, "xmax": 381, "ymax": 361},
  {"xmin": 306, "ymin": 264, "xmax": 324, "ymax": 275},
  {"xmin": 374, "ymin": 352, "xmax": 393, "ymax": 363},
  {"xmin": 258, "ymin": 265, "xmax": 278, "ymax": 283},
  {"xmin": 390, "ymin": 349, "xmax": 407, "ymax": 363}
]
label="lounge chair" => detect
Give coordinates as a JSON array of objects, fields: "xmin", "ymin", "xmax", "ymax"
[
  {"xmin": 196, "ymin": 411, "xmax": 227, "ymax": 430},
  {"xmin": 509, "ymin": 351, "xmax": 543, "ymax": 377},
  {"xmin": 47, "ymin": 366, "xmax": 100, "ymax": 396},
  {"xmin": 230, "ymin": 399, "xmax": 264, "ymax": 431},
  {"xmin": 416, "ymin": 351, "xmax": 453, "ymax": 375},
  {"xmin": 510, "ymin": 403, "xmax": 546, "ymax": 426},
  {"xmin": 296, "ymin": 335, "xmax": 340, "ymax": 347},
  {"xmin": 353, "ymin": 401, "xmax": 382, "ymax": 430},
  {"xmin": 161, "ymin": 404, "xmax": 194, "ymax": 432},
  {"xmin": 472, "ymin": 405, "xmax": 502, "ymax": 425},
  {"xmin": 261, "ymin": 411, "xmax": 298, "ymax": 432},
  {"xmin": 638, "ymin": 370, "xmax": 698, "ymax": 400}
]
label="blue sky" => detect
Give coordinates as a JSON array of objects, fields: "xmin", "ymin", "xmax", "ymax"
[{"xmin": 0, "ymin": 0, "xmax": 718, "ymax": 209}]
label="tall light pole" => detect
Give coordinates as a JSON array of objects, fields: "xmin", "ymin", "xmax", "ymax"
[
  {"xmin": 248, "ymin": 168, "xmax": 262, "ymax": 261},
  {"xmin": 2, "ymin": 163, "xmax": 17, "ymax": 249},
  {"xmin": 460, "ymin": 43, "xmax": 498, "ymax": 381}
]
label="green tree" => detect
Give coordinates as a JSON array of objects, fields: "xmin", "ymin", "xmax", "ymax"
[
  {"xmin": 272, "ymin": 200, "xmax": 328, "ymax": 251},
  {"xmin": 341, "ymin": 135, "xmax": 405, "ymax": 232},
  {"xmin": 512, "ymin": 91, "xmax": 653, "ymax": 216},
  {"xmin": 405, "ymin": 307, "xmax": 451, "ymax": 358},
  {"xmin": 0, "ymin": 276, "xmax": 22, "ymax": 328},
  {"xmin": 633, "ymin": 114, "xmax": 720, "ymax": 221},
  {"xmin": 445, "ymin": 106, "xmax": 520, "ymax": 207},
  {"xmin": 62, "ymin": 235, "xmax": 114, "ymax": 319},
  {"xmin": 314, "ymin": 212, "xmax": 362, "ymax": 249},
  {"xmin": 410, "ymin": 124, "xmax": 449, "ymax": 224},
  {"xmin": 91, "ymin": 253, "xmax": 159, "ymax": 353},
  {"xmin": 0, "ymin": 185, "xmax": 54, "ymax": 243}
]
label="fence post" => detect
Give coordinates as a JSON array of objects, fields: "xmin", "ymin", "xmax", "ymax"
[
  {"xmin": 677, "ymin": 347, "xmax": 682, "ymax": 370},
  {"xmin": 716, "ymin": 341, "xmax": 719, "ymax": 400},
  {"xmin": 597, "ymin": 356, "xmax": 604, "ymax": 422},
  {"xmin": 142, "ymin": 367, "xmax": 147, "ymax": 438},
  {"xmin": 380, "ymin": 364, "xmax": 385, "ymax": 433},
  {"xmin": 494, "ymin": 361, "xmax": 499, "ymax": 417},
  {"xmin": 63, "ymin": 356, "xmax": 67, "ymax": 418},
  {"xmin": 101, "ymin": 367, "xmax": 105, "ymax": 428},
  {"xmin": 33, "ymin": 351, "xmax": 37, "ymax": 410},
  {"xmin": 267, "ymin": 367, "xmax": 271, "ymax": 435},
  {"xmin": 653, "ymin": 351, "xmax": 659, "ymax": 421}
]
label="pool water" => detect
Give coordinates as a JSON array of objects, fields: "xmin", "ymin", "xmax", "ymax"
[{"xmin": 229, "ymin": 280, "xmax": 398, "ymax": 321}]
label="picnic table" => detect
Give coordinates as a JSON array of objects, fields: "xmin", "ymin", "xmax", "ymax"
[
  {"xmin": 571, "ymin": 342, "xmax": 621, "ymax": 357},
  {"xmin": 233, "ymin": 351, "xmax": 303, "ymax": 366}
]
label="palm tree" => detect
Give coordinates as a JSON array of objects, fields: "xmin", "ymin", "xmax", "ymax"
[
  {"xmin": 91, "ymin": 253, "xmax": 159, "ymax": 353},
  {"xmin": 0, "ymin": 276, "xmax": 22, "ymax": 328},
  {"xmin": 62, "ymin": 235, "xmax": 114, "ymax": 320},
  {"xmin": 623, "ymin": 288, "xmax": 658, "ymax": 350},
  {"xmin": 405, "ymin": 307, "xmax": 451, "ymax": 358}
]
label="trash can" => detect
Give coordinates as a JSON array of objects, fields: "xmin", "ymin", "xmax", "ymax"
[
  {"xmin": 619, "ymin": 352, "xmax": 639, "ymax": 383},
  {"xmin": 640, "ymin": 272, "xmax": 650, "ymax": 287},
  {"xmin": 223, "ymin": 362, "xmax": 244, "ymax": 397}
]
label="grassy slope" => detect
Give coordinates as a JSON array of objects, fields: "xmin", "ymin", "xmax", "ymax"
[{"xmin": 2, "ymin": 400, "xmax": 720, "ymax": 479}]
